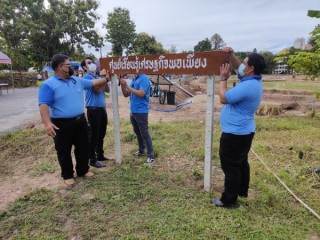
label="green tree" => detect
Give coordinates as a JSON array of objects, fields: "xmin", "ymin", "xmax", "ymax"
[
  {"xmin": 133, "ymin": 32, "xmax": 167, "ymax": 55},
  {"xmin": 260, "ymin": 51, "xmax": 276, "ymax": 74},
  {"xmin": 62, "ymin": 0, "xmax": 103, "ymax": 55},
  {"xmin": 28, "ymin": 0, "xmax": 103, "ymax": 65},
  {"xmin": 234, "ymin": 51, "xmax": 249, "ymax": 61},
  {"xmin": 308, "ymin": 25, "xmax": 319, "ymax": 49},
  {"xmin": 0, "ymin": 0, "xmax": 33, "ymax": 73},
  {"xmin": 0, "ymin": 0, "xmax": 103, "ymax": 71},
  {"xmin": 287, "ymin": 49, "xmax": 320, "ymax": 80},
  {"xmin": 280, "ymin": 11, "xmax": 320, "ymax": 80},
  {"xmin": 194, "ymin": 38, "xmax": 212, "ymax": 52},
  {"xmin": 72, "ymin": 47, "xmax": 97, "ymax": 62},
  {"xmin": 308, "ymin": 10, "xmax": 320, "ymax": 18},
  {"xmin": 104, "ymin": 7, "xmax": 136, "ymax": 56},
  {"xmin": 210, "ymin": 33, "xmax": 225, "ymax": 50}
]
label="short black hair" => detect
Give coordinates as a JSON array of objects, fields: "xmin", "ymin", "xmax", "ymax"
[
  {"xmin": 51, "ymin": 54, "xmax": 69, "ymax": 70},
  {"xmin": 247, "ymin": 53, "xmax": 266, "ymax": 75},
  {"xmin": 80, "ymin": 57, "xmax": 94, "ymax": 73}
]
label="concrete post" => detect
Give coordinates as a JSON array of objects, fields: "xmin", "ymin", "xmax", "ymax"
[
  {"xmin": 111, "ymin": 75, "xmax": 122, "ymax": 164},
  {"xmin": 204, "ymin": 75, "xmax": 215, "ymax": 191}
]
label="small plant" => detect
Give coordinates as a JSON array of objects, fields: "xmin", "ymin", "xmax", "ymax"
[{"xmin": 191, "ymin": 166, "xmax": 203, "ymax": 180}]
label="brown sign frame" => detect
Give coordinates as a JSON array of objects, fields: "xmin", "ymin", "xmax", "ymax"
[{"xmin": 100, "ymin": 51, "xmax": 230, "ymax": 75}]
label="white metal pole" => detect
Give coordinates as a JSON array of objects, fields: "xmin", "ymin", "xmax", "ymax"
[
  {"xmin": 111, "ymin": 75, "xmax": 122, "ymax": 164},
  {"xmin": 204, "ymin": 75, "xmax": 215, "ymax": 191}
]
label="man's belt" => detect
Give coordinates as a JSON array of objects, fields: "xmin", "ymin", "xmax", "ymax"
[{"xmin": 51, "ymin": 113, "xmax": 84, "ymax": 122}]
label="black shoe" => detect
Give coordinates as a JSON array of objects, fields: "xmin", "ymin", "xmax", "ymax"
[
  {"xmin": 210, "ymin": 198, "xmax": 237, "ymax": 208},
  {"xmin": 97, "ymin": 155, "xmax": 111, "ymax": 161},
  {"xmin": 90, "ymin": 161, "xmax": 106, "ymax": 168}
]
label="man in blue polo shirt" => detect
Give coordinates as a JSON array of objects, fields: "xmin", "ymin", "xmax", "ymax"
[
  {"xmin": 119, "ymin": 74, "xmax": 155, "ymax": 163},
  {"xmin": 81, "ymin": 57, "xmax": 110, "ymax": 168},
  {"xmin": 210, "ymin": 48, "xmax": 266, "ymax": 208},
  {"xmin": 38, "ymin": 54, "xmax": 108, "ymax": 186}
]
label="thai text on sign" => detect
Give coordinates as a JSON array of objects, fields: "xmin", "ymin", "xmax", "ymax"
[{"xmin": 100, "ymin": 51, "xmax": 230, "ymax": 75}]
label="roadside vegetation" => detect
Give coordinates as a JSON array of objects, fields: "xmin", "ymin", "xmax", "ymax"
[{"xmin": 0, "ymin": 114, "xmax": 319, "ymax": 239}]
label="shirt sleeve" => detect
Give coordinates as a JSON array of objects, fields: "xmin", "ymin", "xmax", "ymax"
[
  {"xmin": 38, "ymin": 83, "xmax": 54, "ymax": 106},
  {"xmin": 79, "ymin": 77, "xmax": 93, "ymax": 90},
  {"xmin": 139, "ymin": 75, "xmax": 150, "ymax": 92}
]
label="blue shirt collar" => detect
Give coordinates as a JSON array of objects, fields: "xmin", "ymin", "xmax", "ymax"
[
  {"xmin": 240, "ymin": 75, "xmax": 262, "ymax": 82},
  {"xmin": 53, "ymin": 74, "xmax": 76, "ymax": 84}
]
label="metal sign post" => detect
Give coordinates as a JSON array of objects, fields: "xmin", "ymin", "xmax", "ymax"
[
  {"xmin": 204, "ymin": 75, "xmax": 215, "ymax": 191},
  {"xmin": 110, "ymin": 75, "xmax": 122, "ymax": 164}
]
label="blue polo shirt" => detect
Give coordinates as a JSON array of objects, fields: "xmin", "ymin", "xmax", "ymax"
[
  {"xmin": 130, "ymin": 74, "xmax": 150, "ymax": 113},
  {"xmin": 83, "ymin": 72, "xmax": 106, "ymax": 108},
  {"xmin": 38, "ymin": 74, "xmax": 93, "ymax": 118},
  {"xmin": 220, "ymin": 75, "xmax": 263, "ymax": 135}
]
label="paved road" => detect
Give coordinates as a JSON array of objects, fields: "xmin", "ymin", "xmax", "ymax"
[{"xmin": 0, "ymin": 87, "xmax": 39, "ymax": 135}]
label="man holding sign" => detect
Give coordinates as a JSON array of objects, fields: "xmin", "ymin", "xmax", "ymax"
[
  {"xmin": 119, "ymin": 74, "xmax": 155, "ymax": 164},
  {"xmin": 211, "ymin": 48, "xmax": 266, "ymax": 208}
]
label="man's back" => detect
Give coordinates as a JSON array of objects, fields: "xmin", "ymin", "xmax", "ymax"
[{"xmin": 129, "ymin": 74, "xmax": 150, "ymax": 113}]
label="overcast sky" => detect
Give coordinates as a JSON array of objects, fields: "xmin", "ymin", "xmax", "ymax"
[{"xmin": 91, "ymin": 0, "xmax": 319, "ymax": 57}]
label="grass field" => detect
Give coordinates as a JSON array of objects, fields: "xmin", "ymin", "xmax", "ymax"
[
  {"xmin": 0, "ymin": 115, "xmax": 319, "ymax": 239},
  {"xmin": 225, "ymin": 75, "xmax": 320, "ymax": 92},
  {"xmin": 263, "ymin": 81, "xmax": 320, "ymax": 92}
]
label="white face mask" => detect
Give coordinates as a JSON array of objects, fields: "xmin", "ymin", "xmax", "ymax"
[
  {"xmin": 88, "ymin": 63, "xmax": 97, "ymax": 72},
  {"xmin": 237, "ymin": 63, "xmax": 246, "ymax": 80}
]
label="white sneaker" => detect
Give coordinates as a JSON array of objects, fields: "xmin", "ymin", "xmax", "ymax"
[
  {"xmin": 134, "ymin": 151, "xmax": 144, "ymax": 157},
  {"xmin": 146, "ymin": 158, "xmax": 155, "ymax": 163}
]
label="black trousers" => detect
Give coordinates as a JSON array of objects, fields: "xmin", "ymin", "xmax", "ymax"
[
  {"xmin": 130, "ymin": 113, "xmax": 154, "ymax": 159},
  {"xmin": 87, "ymin": 108, "xmax": 107, "ymax": 162},
  {"xmin": 219, "ymin": 132, "xmax": 255, "ymax": 204},
  {"xmin": 51, "ymin": 115, "xmax": 90, "ymax": 179}
]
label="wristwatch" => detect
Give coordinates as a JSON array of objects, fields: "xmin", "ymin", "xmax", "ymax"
[{"xmin": 220, "ymin": 76, "xmax": 227, "ymax": 81}]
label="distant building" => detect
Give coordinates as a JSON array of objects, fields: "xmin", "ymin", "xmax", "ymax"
[
  {"xmin": 273, "ymin": 38, "xmax": 313, "ymax": 74},
  {"xmin": 293, "ymin": 38, "xmax": 305, "ymax": 49},
  {"xmin": 273, "ymin": 47, "xmax": 291, "ymax": 74},
  {"xmin": 304, "ymin": 43, "xmax": 313, "ymax": 50},
  {"xmin": 273, "ymin": 62, "xmax": 291, "ymax": 74}
]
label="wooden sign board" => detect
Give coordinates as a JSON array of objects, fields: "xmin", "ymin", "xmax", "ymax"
[{"xmin": 100, "ymin": 51, "xmax": 230, "ymax": 75}]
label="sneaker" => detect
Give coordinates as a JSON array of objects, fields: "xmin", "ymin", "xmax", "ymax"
[
  {"xmin": 145, "ymin": 157, "xmax": 155, "ymax": 164},
  {"xmin": 134, "ymin": 151, "xmax": 144, "ymax": 157},
  {"xmin": 90, "ymin": 161, "xmax": 106, "ymax": 168}
]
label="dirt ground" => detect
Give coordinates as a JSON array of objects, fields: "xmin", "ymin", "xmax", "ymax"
[{"xmin": 0, "ymin": 74, "xmax": 318, "ymax": 211}]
